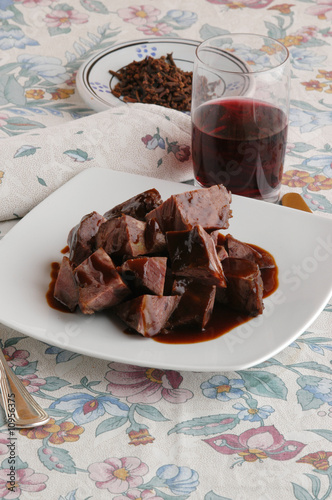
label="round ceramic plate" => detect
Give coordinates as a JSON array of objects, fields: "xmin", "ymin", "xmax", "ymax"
[{"xmin": 76, "ymin": 38, "xmax": 251, "ymax": 112}]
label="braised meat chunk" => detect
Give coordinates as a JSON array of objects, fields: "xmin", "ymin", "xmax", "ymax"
[
  {"xmin": 96, "ymin": 215, "xmax": 148, "ymax": 259},
  {"xmin": 216, "ymin": 257, "xmax": 264, "ymax": 316},
  {"xmin": 144, "ymin": 218, "xmax": 167, "ymax": 254},
  {"xmin": 168, "ymin": 278, "xmax": 216, "ymax": 329},
  {"xmin": 225, "ymin": 234, "xmax": 275, "ymax": 269},
  {"xmin": 54, "ymin": 256, "xmax": 79, "ymax": 312},
  {"xmin": 103, "ymin": 188, "xmax": 162, "ymax": 221},
  {"xmin": 145, "ymin": 184, "xmax": 232, "ymax": 233},
  {"xmin": 115, "ymin": 295, "xmax": 181, "ymax": 337},
  {"xmin": 166, "ymin": 225, "xmax": 226, "ymax": 287},
  {"xmin": 74, "ymin": 248, "xmax": 131, "ymax": 314},
  {"xmin": 119, "ymin": 256, "xmax": 168, "ymax": 296},
  {"xmin": 68, "ymin": 211, "xmax": 106, "ymax": 267}
]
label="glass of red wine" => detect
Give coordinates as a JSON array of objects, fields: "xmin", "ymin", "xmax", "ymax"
[{"xmin": 191, "ymin": 33, "xmax": 290, "ymax": 203}]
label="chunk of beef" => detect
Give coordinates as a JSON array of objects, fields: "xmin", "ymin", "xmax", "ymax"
[
  {"xmin": 209, "ymin": 230, "xmax": 228, "ymax": 260},
  {"xmin": 120, "ymin": 257, "xmax": 167, "ymax": 296},
  {"xmin": 54, "ymin": 256, "xmax": 79, "ymax": 311},
  {"xmin": 95, "ymin": 215, "xmax": 147, "ymax": 259},
  {"xmin": 225, "ymin": 234, "xmax": 275, "ymax": 269},
  {"xmin": 74, "ymin": 248, "xmax": 131, "ymax": 314},
  {"xmin": 210, "ymin": 230, "xmax": 226, "ymax": 246},
  {"xmin": 168, "ymin": 278, "xmax": 216, "ymax": 329},
  {"xmin": 115, "ymin": 295, "xmax": 181, "ymax": 337},
  {"xmin": 68, "ymin": 211, "xmax": 106, "ymax": 267},
  {"xmin": 103, "ymin": 188, "xmax": 162, "ymax": 221},
  {"xmin": 166, "ymin": 225, "xmax": 227, "ymax": 287},
  {"xmin": 144, "ymin": 218, "xmax": 167, "ymax": 254},
  {"xmin": 146, "ymin": 184, "xmax": 232, "ymax": 233},
  {"xmin": 216, "ymin": 257, "xmax": 264, "ymax": 316}
]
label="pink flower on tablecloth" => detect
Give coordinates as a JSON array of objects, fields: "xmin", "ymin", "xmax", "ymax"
[
  {"xmin": 0, "ymin": 113, "xmax": 9, "ymax": 127},
  {"xmin": 3, "ymin": 346, "xmax": 29, "ymax": 367},
  {"xmin": 105, "ymin": 363, "xmax": 193, "ymax": 404},
  {"xmin": 17, "ymin": 373, "xmax": 46, "ymax": 393},
  {"xmin": 44, "ymin": 9, "xmax": 88, "ymax": 29},
  {"xmin": 0, "ymin": 468, "xmax": 47, "ymax": 499},
  {"xmin": 204, "ymin": 425, "xmax": 305, "ymax": 463},
  {"xmin": 88, "ymin": 457, "xmax": 148, "ymax": 494},
  {"xmin": 137, "ymin": 22, "xmax": 173, "ymax": 36},
  {"xmin": 0, "ymin": 432, "xmax": 10, "ymax": 455},
  {"xmin": 117, "ymin": 5, "xmax": 160, "ymax": 25},
  {"xmin": 114, "ymin": 488, "xmax": 163, "ymax": 500},
  {"xmin": 306, "ymin": 0, "xmax": 332, "ymax": 20},
  {"xmin": 206, "ymin": 0, "xmax": 274, "ymax": 9}
]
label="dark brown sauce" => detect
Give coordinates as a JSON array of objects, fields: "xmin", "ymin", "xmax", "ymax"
[
  {"xmin": 61, "ymin": 245, "xmax": 69, "ymax": 254},
  {"xmin": 153, "ymin": 303, "xmax": 251, "ymax": 344},
  {"xmin": 46, "ymin": 243, "xmax": 278, "ymax": 342}
]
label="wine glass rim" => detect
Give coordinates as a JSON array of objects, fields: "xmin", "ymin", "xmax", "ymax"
[{"xmin": 195, "ymin": 33, "xmax": 290, "ymax": 75}]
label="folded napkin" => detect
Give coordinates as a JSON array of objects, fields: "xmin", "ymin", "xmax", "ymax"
[{"xmin": 0, "ymin": 103, "xmax": 192, "ymax": 222}]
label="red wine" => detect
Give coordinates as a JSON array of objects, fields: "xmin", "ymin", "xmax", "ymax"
[{"xmin": 192, "ymin": 98, "xmax": 288, "ymax": 201}]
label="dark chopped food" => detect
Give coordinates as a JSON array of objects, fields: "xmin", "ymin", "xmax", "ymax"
[
  {"xmin": 115, "ymin": 295, "xmax": 181, "ymax": 337},
  {"xmin": 216, "ymin": 257, "xmax": 264, "ymax": 316},
  {"xmin": 144, "ymin": 218, "xmax": 167, "ymax": 254},
  {"xmin": 146, "ymin": 184, "xmax": 232, "ymax": 233},
  {"xmin": 225, "ymin": 234, "xmax": 275, "ymax": 269},
  {"xmin": 103, "ymin": 188, "xmax": 162, "ymax": 221},
  {"xmin": 54, "ymin": 256, "xmax": 79, "ymax": 312},
  {"xmin": 119, "ymin": 256, "xmax": 167, "ymax": 296},
  {"xmin": 96, "ymin": 215, "xmax": 148, "ymax": 259},
  {"xmin": 75, "ymin": 248, "xmax": 131, "ymax": 314},
  {"xmin": 109, "ymin": 54, "xmax": 192, "ymax": 111},
  {"xmin": 68, "ymin": 211, "xmax": 106, "ymax": 267},
  {"xmin": 166, "ymin": 225, "xmax": 227, "ymax": 287},
  {"xmin": 168, "ymin": 278, "xmax": 216, "ymax": 329},
  {"xmin": 51, "ymin": 183, "xmax": 276, "ymax": 339}
]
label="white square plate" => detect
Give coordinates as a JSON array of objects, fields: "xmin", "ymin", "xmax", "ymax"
[{"xmin": 0, "ymin": 168, "xmax": 331, "ymax": 371}]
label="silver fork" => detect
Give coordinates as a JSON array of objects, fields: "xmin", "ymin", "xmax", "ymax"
[{"xmin": 0, "ymin": 348, "xmax": 50, "ymax": 428}]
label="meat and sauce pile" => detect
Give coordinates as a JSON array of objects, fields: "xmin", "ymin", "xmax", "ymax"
[{"xmin": 50, "ymin": 184, "xmax": 277, "ymax": 340}]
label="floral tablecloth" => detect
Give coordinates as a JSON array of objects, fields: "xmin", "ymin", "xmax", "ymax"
[{"xmin": 0, "ymin": 1, "xmax": 332, "ymax": 499}]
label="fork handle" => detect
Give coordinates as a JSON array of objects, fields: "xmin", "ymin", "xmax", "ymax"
[{"xmin": 0, "ymin": 349, "xmax": 50, "ymax": 428}]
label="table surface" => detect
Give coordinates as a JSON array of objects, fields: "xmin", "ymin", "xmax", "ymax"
[{"xmin": 0, "ymin": 1, "xmax": 332, "ymax": 499}]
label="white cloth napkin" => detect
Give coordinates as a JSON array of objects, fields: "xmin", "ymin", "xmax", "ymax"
[{"xmin": 0, "ymin": 103, "xmax": 192, "ymax": 222}]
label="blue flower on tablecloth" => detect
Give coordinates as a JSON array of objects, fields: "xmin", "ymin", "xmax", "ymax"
[
  {"xmin": 58, "ymin": 490, "xmax": 77, "ymax": 500},
  {"xmin": 0, "ymin": 0, "xmax": 13, "ymax": 8},
  {"xmin": 0, "ymin": 28, "xmax": 38, "ymax": 50},
  {"xmin": 49, "ymin": 393, "xmax": 129, "ymax": 424},
  {"xmin": 166, "ymin": 10, "xmax": 198, "ymax": 27},
  {"xmin": 0, "ymin": 0, "xmax": 13, "ymax": 19},
  {"xmin": 302, "ymin": 155, "xmax": 332, "ymax": 178},
  {"xmin": 17, "ymin": 54, "xmax": 69, "ymax": 84},
  {"xmin": 232, "ymin": 402, "xmax": 275, "ymax": 421},
  {"xmin": 142, "ymin": 132, "xmax": 165, "ymax": 150},
  {"xmin": 156, "ymin": 464, "xmax": 199, "ymax": 495},
  {"xmin": 220, "ymin": 43, "xmax": 272, "ymax": 70},
  {"xmin": 201, "ymin": 375, "xmax": 245, "ymax": 401},
  {"xmin": 303, "ymin": 378, "xmax": 332, "ymax": 405},
  {"xmin": 289, "ymin": 108, "xmax": 332, "ymax": 133},
  {"xmin": 289, "ymin": 47, "xmax": 327, "ymax": 71}
]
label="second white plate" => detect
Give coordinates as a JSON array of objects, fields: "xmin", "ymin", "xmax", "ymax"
[{"xmin": 76, "ymin": 38, "xmax": 250, "ymax": 112}]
